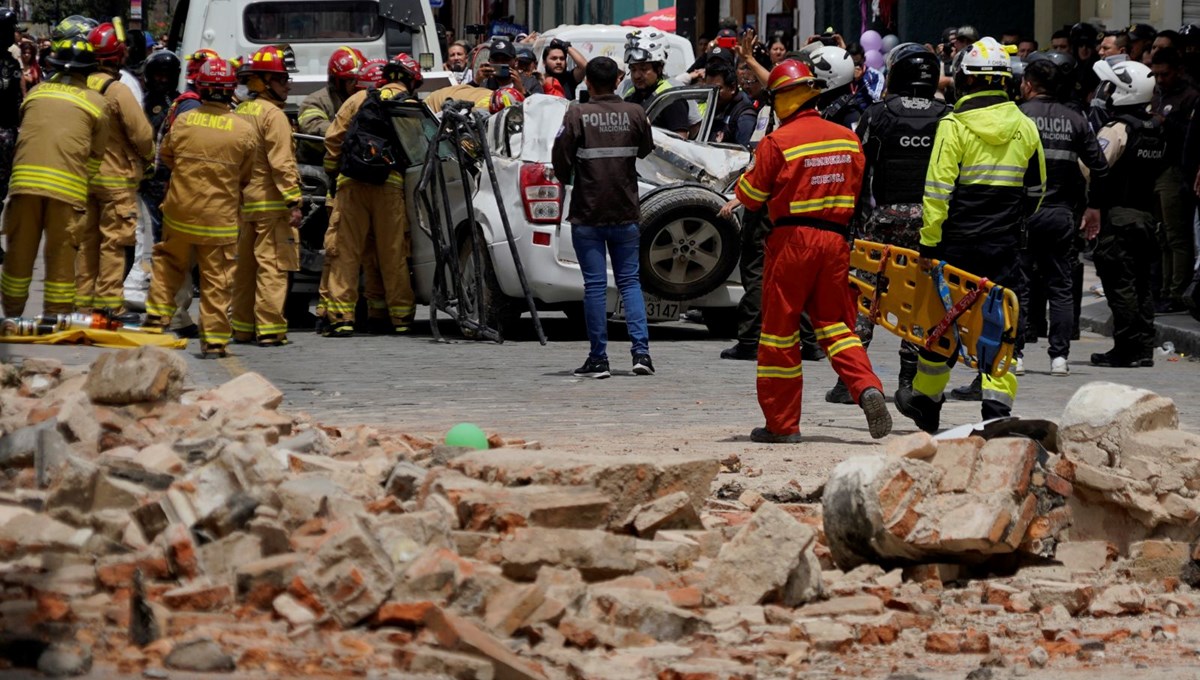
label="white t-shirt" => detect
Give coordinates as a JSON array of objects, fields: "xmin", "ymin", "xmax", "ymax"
[{"xmin": 120, "ymin": 69, "xmax": 144, "ymax": 106}]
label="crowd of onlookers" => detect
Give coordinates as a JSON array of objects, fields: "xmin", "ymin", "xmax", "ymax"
[{"xmin": 5, "ymin": 27, "xmax": 170, "ymax": 92}]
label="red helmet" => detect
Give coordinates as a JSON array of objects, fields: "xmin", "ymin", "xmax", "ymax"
[
  {"xmin": 87, "ymin": 22, "xmax": 126, "ymax": 64},
  {"xmin": 185, "ymin": 48, "xmax": 220, "ymax": 85},
  {"xmin": 328, "ymin": 45, "xmax": 365, "ymax": 82},
  {"xmin": 489, "ymin": 86, "xmax": 525, "ymax": 113},
  {"xmin": 195, "ymin": 58, "xmax": 238, "ymax": 99},
  {"xmin": 768, "ymin": 58, "xmax": 819, "ymax": 93},
  {"xmin": 245, "ymin": 45, "xmax": 289, "ymax": 75},
  {"xmin": 383, "ymin": 52, "xmax": 423, "ymax": 89},
  {"xmin": 355, "ymin": 58, "xmax": 387, "ymax": 90}
]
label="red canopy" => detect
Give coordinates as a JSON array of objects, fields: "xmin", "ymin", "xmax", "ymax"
[{"xmin": 620, "ymin": 6, "xmax": 676, "ymax": 32}]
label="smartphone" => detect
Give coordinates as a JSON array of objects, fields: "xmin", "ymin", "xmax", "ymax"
[
  {"xmin": 717, "ymin": 36, "xmax": 737, "ymax": 49},
  {"xmin": 495, "ymin": 64, "xmax": 511, "ymax": 79}
]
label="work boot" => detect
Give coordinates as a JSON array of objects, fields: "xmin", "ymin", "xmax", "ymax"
[
  {"xmin": 894, "ymin": 386, "xmax": 943, "ymax": 434},
  {"xmin": 323, "ymin": 320, "xmax": 354, "ymax": 338},
  {"xmin": 1185, "ymin": 279, "xmax": 1200, "ymax": 323},
  {"xmin": 720, "ymin": 343, "xmax": 757, "ymax": 361},
  {"xmin": 171, "ymin": 324, "xmax": 199, "ymax": 339},
  {"xmin": 824, "ymin": 378, "xmax": 854, "ymax": 404},
  {"xmin": 257, "ymin": 334, "xmax": 289, "ymax": 348},
  {"xmin": 897, "ymin": 354, "xmax": 918, "ymax": 392},
  {"xmin": 859, "ymin": 387, "xmax": 892, "ymax": 439},
  {"xmin": 139, "ymin": 315, "xmax": 168, "ymax": 334},
  {"xmin": 949, "ymin": 374, "xmax": 982, "ymax": 401},
  {"xmin": 1090, "ymin": 348, "xmax": 1140, "ymax": 368},
  {"xmin": 201, "ymin": 342, "xmax": 228, "ymax": 358},
  {"xmin": 366, "ymin": 317, "xmax": 394, "ymax": 335},
  {"xmin": 750, "ymin": 427, "xmax": 803, "ymax": 444}
]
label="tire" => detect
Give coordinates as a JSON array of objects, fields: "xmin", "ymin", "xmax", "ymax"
[
  {"xmin": 639, "ymin": 186, "xmax": 740, "ymax": 302},
  {"xmin": 700, "ymin": 307, "xmax": 739, "ymax": 339},
  {"xmin": 457, "ymin": 227, "xmax": 521, "ymax": 338}
]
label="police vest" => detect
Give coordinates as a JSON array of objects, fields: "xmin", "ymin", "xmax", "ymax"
[
  {"xmin": 870, "ymin": 96, "xmax": 946, "ymax": 205},
  {"xmin": 1108, "ymin": 113, "xmax": 1168, "ymax": 212},
  {"xmin": 622, "ymin": 78, "xmax": 671, "ymax": 103}
]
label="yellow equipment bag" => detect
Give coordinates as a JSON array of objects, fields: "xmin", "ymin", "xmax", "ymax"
[
  {"xmin": 0, "ymin": 328, "xmax": 188, "ymax": 350},
  {"xmin": 848, "ymin": 239, "xmax": 1020, "ymax": 378}
]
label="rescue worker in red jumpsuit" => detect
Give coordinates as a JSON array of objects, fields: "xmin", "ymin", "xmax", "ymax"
[{"xmin": 720, "ymin": 59, "xmax": 892, "ymax": 443}]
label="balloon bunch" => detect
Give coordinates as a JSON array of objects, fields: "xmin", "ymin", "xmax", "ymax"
[{"xmin": 860, "ymin": 29, "xmax": 901, "ymax": 70}]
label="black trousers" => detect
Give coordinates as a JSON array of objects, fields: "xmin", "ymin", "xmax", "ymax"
[
  {"xmin": 1094, "ymin": 207, "xmax": 1158, "ymax": 358},
  {"xmin": 1017, "ymin": 206, "xmax": 1076, "ymax": 360},
  {"xmin": 735, "ymin": 208, "xmax": 819, "ymax": 352}
]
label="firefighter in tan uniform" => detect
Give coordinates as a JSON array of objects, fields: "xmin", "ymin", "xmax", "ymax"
[
  {"xmin": 75, "ymin": 22, "xmax": 155, "ymax": 315},
  {"xmin": 142, "ymin": 58, "xmax": 256, "ymax": 357},
  {"xmin": 321, "ymin": 53, "xmax": 422, "ymax": 337},
  {"xmin": 0, "ymin": 37, "xmax": 109, "ymax": 317},
  {"xmin": 231, "ymin": 46, "xmax": 303, "ymax": 347},
  {"xmin": 297, "ymin": 45, "xmax": 363, "ymax": 164}
]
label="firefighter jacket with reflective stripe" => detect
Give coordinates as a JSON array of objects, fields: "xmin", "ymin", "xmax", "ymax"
[
  {"xmin": 11, "ymin": 74, "xmax": 110, "ymax": 207},
  {"xmin": 235, "ymin": 97, "xmax": 302, "ymax": 217},
  {"xmin": 1019, "ymin": 95, "xmax": 1108, "ymax": 212},
  {"xmin": 159, "ymin": 102, "xmax": 257, "ymax": 245},
  {"xmin": 1096, "ymin": 110, "xmax": 1168, "ymax": 213},
  {"xmin": 87, "ymin": 71, "xmax": 155, "ymax": 195},
  {"xmin": 920, "ymin": 90, "xmax": 1046, "ymax": 256},
  {"xmin": 733, "ymin": 108, "xmax": 865, "ymax": 228},
  {"xmin": 856, "ymin": 94, "xmax": 949, "ymax": 211},
  {"xmin": 551, "ymin": 93, "xmax": 654, "ymax": 226},
  {"xmin": 323, "ymin": 82, "xmax": 408, "ymax": 189},
  {"xmin": 298, "ymin": 86, "xmax": 343, "ymax": 137}
]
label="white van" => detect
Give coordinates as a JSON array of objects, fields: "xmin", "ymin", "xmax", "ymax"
[
  {"xmin": 530, "ymin": 24, "xmax": 696, "ymax": 81},
  {"xmin": 167, "ymin": 0, "xmax": 452, "ymax": 107}
]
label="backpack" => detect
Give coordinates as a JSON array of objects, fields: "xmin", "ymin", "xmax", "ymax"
[{"xmin": 340, "ymin": 88, "xmax": 414, "ymax": 185}]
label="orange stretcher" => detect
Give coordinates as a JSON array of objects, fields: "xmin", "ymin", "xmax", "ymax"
[{"xmin": 848, "ymin": 239, "xmax": 1020, "ymax": 378}]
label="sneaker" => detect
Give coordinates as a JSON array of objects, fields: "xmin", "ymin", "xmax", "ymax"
[
  {"xmin": 859, "ymin": 387, "xmax": 893, "ymax": 439},
  {"xmin": 1013, "ymin": 357, "xmax": 1025, "ymax": 376},
  {"xmin": 1050, "ymin": 357, "xmax": 1069, "ymax": 376},
  {"xmin": 750, "ymin": 426, "xmax": 803, "ymax": 443},
  {"xmin": 632, "ymin": 354, "xmax": 655, "ymax": 376},
  {"xmin": 894, "ymin": 386, "xmax": 943, "ymax": 434},
  {"xmin": 573, "ymin": 357, "xmax": 611, "ymax": 379},
  {"xmin": 720, "ymin": 343, "xmax": 758, "ymax": 361},
  {"xmin": 824, "ymin": 378, "xmax": 855, "ymax": 405},
  {"xmin": 949, "ymin": 375, "xmax": 982, "ymax": 401}
]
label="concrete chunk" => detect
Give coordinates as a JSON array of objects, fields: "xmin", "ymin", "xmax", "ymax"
[
  {"xmin": 84, "ymin": 347, "xmax": 187, "ymax": 405},
  {"xmin": 499, "ymin": 528, "xmax": 636, "ymax": 581},
  {"xmin": 704, "ymin": 503, "xmax": 821, "ymax": 607}
]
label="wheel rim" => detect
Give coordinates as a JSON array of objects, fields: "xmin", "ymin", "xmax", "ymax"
[{"xmin": 647, "ymin": 217, "xmax": 724, "ymax": 286}]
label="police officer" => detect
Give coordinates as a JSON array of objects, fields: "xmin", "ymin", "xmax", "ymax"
[
  {"xmin": 1090, "ymin": 60, "xmax": 1167, "ymax": 367},
  {"xmin": 142, "ymin": 58, "xmax": 257, "ymax": 357},
  {"xmin": 139, "ymin": 49, "xmax": 179, "ymax": 244},
  {"xmin": 230, "ymin": 46, "xmax": 303, "ymax": 347},
  {"xmin": 719, "ymin": 58, "xmax": 892, "ymax": 443},
  {"xmin": 75, "ymin": 22, "xmax": 155, "ymax": 316},
  {"xmin": 895, "ymin": 37, "xmax": 1046, "ymax": 433},
  {"xmin": 1017, "ymin": 51, "xmax": 1109, "ymax": 377},
  {"xmin": 1, "ymin": 36, "xmax": 109, "ymax": 317},
  {"xmin": 322, "ymin": 53, "xmax": 423, "ymax": 337},
  {"xmin": 623, "ymin": 29, "xmax": 689, "ymax": 135},
  {"xmin": 825, "ymin": 43, "xmax": 949, "ymax": 405},
  {"xmin": 297, "ymin": 46, "xmax": 363, "ymax": 165}
]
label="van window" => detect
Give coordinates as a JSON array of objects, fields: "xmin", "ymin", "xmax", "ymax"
[{"xmin": 243, "ymin": 1, "xmax": 383, "ymax": 43}]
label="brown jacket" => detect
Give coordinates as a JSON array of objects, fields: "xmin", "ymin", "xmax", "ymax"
[
  {"xmin": 159, "ymin": 102, "xmax": 257, "ymax": 245},
  {"xmin": 323, "ymin": 82, "xmax": 408, "ymax": 189},
  {"xmin": 87, "ymin": 71, "xmax": 154, "ymax": 195},
  {"xmin": 11, "ymin": 73, "xmax": 110, "ymax": 208},
  {"xmin": 235, "ymin": 97, "xmax": 302, "ymax": 218}
]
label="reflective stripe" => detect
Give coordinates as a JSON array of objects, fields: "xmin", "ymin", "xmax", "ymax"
[
  {"xmin": 782, "ymin": 139, "xmax": 860, "ymax": 160},
  {"xmin": 756, "ymin": 364, "xmax": 803, "ymax": 379},
  {"xmin": 826, "ymin": 336, "xmax": 863, "ymax": 357},
  {"xmin": 577, "ymin": 146, "xmax": 638, "ymax": 159},
  {"xmin": 243, "ymin": 200, "xmax": 287, "ymax": 213},
  {"xmin": 12, "ymin": 165, "xmax": 89, "ymax": 201},
  {"xmin": 389, "ymin": 305, "xmax": 414, "ymax": 314},
  {"xmin": 25, "ymin": 90, "xmax": 103, "ymax": 118},
  {"xmin": 322, "ymin": 300, "xmax": 355, "ymax": 311},
  {"xmin": 759, "ymin": 331, "xmax": 799, "ymax": 348},
  {"xmin": 924, "ymin": 190, "xmax": 951, "ymax": 202},
  {"xmin": 981, "ymin": 388, "xmax": 1014, "ymax": 407},
  {"xmin": 74, "ymin": 295, "xmax": 95, "ymax": 307},
  {"xmin": 91, "ymin": 296, "xmax": 123, "ymax": 306},
  {"xmin": 282, "ymin": 187, "xmax": 302, "ymax": 202},
  {"xmin": 336, "ymin": 173, "xmax": 404, "ymax": 189},
  {"xmin": 144, "ymin": 301, "xmax": 177, "ymax": 316},
  {"xmin": 960, "ymin": 164, "xmax": 1025, "ymax": 175},
  {"xmin": 298, "ymin": 108, "xmax": 328, "ymax": 123},
  {"xmin": 813, "ymin": 322, "xmax": 850, "ymax": 340},
  {"xmin": 916, "ymin": 358, "xmax": 951, "ymax": 376},
  {"xmin": 0, "ymin": 272, "xmax": 32, "ymax": 296},
  {"xmin": 737, "ymin": 176, "xmax": 769, "ymax": 202},
  {"xmin": 366, "ymin": 299, "xmax": 388, "ymax": 310},
  {"xmin": 959, "ymin": 175, "xmax": 1024, "ymax": 186},
  {"xmin": 925, "ymin": 180, "xmax": 954, "ymax": 192},
  {"xmin": 231, "ymin": 319, "xmax": 256, "ymax": 332},
  {"xmin": 257, "ymin": 323, "xmax": 288, "ymax": 334},
  {"xmin": 1043, "ymin": 148, "xmax": 1078, "ymax": 162},
  {"xmin": 163, "ymin": 214, "xmax": 239, "ymax": 239},
  {"xmin": 200, "ymin": 333, "xmax": 230, "ymax": 344},
  {"xmin": 1026, "ymin": 184, "xmax": 1046, "ymax": 196},
  {"xmin": 91, "ymin": 175, "xmax": 139, "ymax": 188},
  {"xmin": 323, "ymin": 159, "xmax": 338, "ymax": 171},
  {"xmin": 789, "ymin": 195, "xmax": 855, "ymax": 214}
]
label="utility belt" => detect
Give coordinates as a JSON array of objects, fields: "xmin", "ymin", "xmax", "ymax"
[{"xmin": 773, "ymin": 216, "xmax": 850, "ymax": 236}]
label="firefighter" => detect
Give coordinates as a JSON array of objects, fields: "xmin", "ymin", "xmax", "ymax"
[
  {"xmin": 1089, "ymin": 60, "xmax": 1167, "ymax": 367},
  {"xmin": 825, "ymin": 43, "xmax": 950, "ymax": 405},
  {"xmin": 75, "ymin": 22, "xmax": 155, "ymax": 316},
  {"xmin": 141, "ymin": 58, "xmax": 256, "ymax": 357},
  {"xmin": 1, "ymin": 36, "xmax": 109, "ymax": 317},
  {"xmin": 718, "ymin": 58, "xmax": 892, "ymax": 443},
  {"xmin": 0, "ymin": 8, "xmax": 22, "ymax": 252},
  {"xmin": 297, "ymin": 46, "xmax": 363, "ymax": 165},
  {"xmin": 230, "ymin": 46, "xmax": 303, "ymax": 347},
  {"xmin": 894, "ymin": 37, "xmax": 1046, "ymax": 433},
  {"xmin": 321, "ymin": 53, "xmax": 422, "ymax": 337}
]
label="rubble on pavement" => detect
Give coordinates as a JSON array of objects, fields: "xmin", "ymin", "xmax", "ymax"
[{"xmin": 2, "ymin": 351, "xmax": 1200, "ymax": 678}]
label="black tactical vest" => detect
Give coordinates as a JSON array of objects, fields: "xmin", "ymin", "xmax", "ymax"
[{"xmin": 868, "ymin": 95, "xmax": 948, "ymax": 206}]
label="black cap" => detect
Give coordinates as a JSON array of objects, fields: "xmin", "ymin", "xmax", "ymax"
[
  {"xmin": 490, "ymin": 38, "xmax": 516, "ymax": 59},
  {"xmin": 706, "ymin": 46, "xmax": 735, "ymax": 66},
  {"xmin": 717, "ymin": 27, "xmax": 737, "ymax": 39},
  {"xmin": 1128, "ymin": 23, "xmax": 1157, "ymax": 42},
  {"xmin": 516, "ymin": 46, "xmax": 536, "ymax": 63}
]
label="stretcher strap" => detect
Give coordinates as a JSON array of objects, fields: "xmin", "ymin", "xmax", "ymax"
[
  {"xmin": 867, "ymin": 245, "xmax": 891, "ymax": 324},
  {"xmin": 976, "ymin": 285, "xmax": 1008, "ymax": 376},
  {"xmin": 925, "ymin": 263, "xmax": 973, "ymax": 363}
]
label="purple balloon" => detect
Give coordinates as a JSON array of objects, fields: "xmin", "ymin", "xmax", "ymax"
[
  {"xmin": 860, "ymin": 29, "xmax": 883, "ymax": 52},
  {"xmin": 865, "ymin": 49, "xmax": 885, "ymax": 70}
]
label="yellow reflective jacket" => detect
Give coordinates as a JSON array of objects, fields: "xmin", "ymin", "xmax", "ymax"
[
  {"xmin": 11, "ymin": 73, "xmax": 110, "ymax": 207},
  {"xmin": 920, "ymin": 90, "xmax": 1046, "ymax": 254},
  {"xmin": 87, "ymin": 71, "xmax": 155, "ymax": 195},
  {"xmin": 235, "ymin": 97, "xmax": 302, "ymax": 217}
]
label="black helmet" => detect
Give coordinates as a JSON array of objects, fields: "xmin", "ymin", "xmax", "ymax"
[
  {"xmin": 144, "ymin": 50, "xmax": 181, "ymax": 84},
  {"xmin": 52, "ymin": 15, "xmax": 99, "ymax": 42},
  {"xmin": 1180, "ymin": 24, "xmax": 1200, "ymax": 48},
  {"xmin": 1025, "ymin": 51, "xmax": 1077, "ymax": 99},
  {"xmin": 886, "ymin": 43, "xmax": 940, "ymax": 97},
  {"xmin": 1069, "ymin": 22, "xmax": 1100, "ymax": 49},
  {"xmin": 47, "ymin": 37, "xmax": 98, "ymax": 73}
]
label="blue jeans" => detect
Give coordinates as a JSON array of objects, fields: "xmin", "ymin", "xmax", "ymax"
[{"xmin": 572, "ymin": 223, "xmax": 650, "ymax": 360}]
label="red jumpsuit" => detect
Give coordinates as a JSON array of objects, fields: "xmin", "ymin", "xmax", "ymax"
[{"xmin": 734, "ymin": 108, "xmax": 884, "ymax": 435}]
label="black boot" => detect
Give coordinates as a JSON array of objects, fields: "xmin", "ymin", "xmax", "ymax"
[
  {"xmin": 824, "ymin": 378, "xmax": 855, "ymax": 404},
  {"xmin": 859, "ymin": 387, "xmax": 893, "ymax": 439},
  {"xmin": 897, "ymin": 354, "xmax": 918, "ymax": 392},
  {"xmin": 720, "ymin": 343, "xmax": 758, "ymax": 360},
  {"xmin": 981, "ymin": 398, "xmax": 1012, "ymax": 421},
  {"xmin": 949, "ymin": 374, "xmax": 982, "ymax": 401},
  {"xmin": 894, "ymin": 386, "xmax": 943, "ymax": 434}
]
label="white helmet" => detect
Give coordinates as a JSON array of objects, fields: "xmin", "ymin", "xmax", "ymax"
[
  {"xmin": 801, "ymin": 43, "xmax": 854, "ymax": 90},
  {"xmin": 1093, "ymin": 58, "xmax": 1155, "ymax": 107},
  {"xmin": 625, "ymin": 28, "xmax": 669, "ymax": 65},
  {"xmin": 954, "ymin": 36, "xmax": 1012, "ymax": 78}
]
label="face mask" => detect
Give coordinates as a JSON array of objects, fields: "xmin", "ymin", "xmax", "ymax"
[{"xmin": 235, "ymin": 84, "xmax": 250, "ymax": 100}]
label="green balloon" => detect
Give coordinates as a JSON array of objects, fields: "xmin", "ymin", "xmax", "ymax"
[{"xmin": 445, "ymin": 423, "xmax": 489, "ymax": 450}]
